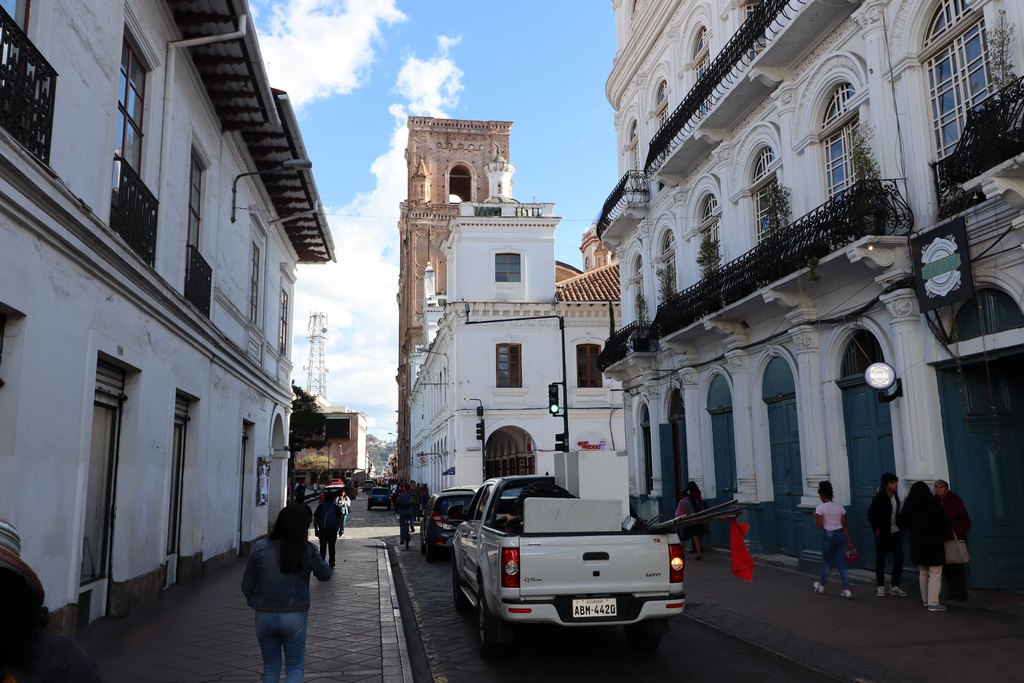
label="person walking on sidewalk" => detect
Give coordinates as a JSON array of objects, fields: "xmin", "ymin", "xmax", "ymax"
[
  {"xmin": 935, "ymin": 479, "xmax": 971, "ymax": 602},
  {"xmin": 337, "ymin": 490, "xmax": 351, "ymax": 537},
  {"xmin": 242, "ymin": 505, "xmax": 331, "ymax": 683},
  {"xmin": 867, "ymin": 472, "xmax": 908, "ymax": 597},
  {"xmin": 675, "ymin": 482, "xmax": 707, "ymax": 559},
  {"xmin": 314, "ymin": 491, "xmax": 343, "ymax": 567},
  {"xmin": 410, "ymin": 481, "xmax": 422, "ymax": 522},
  {"xmin": 395, "ymin": 487, "xmax": 415, "ymax": 550},
  {"xmin": 813, "ymin": 481, "xmax": 854, "ymax": 599},
  {"xmin": 903, "ymin": 481, "xmax": 950, "ymax": 612}
]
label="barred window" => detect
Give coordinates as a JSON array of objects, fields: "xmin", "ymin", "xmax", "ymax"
[{"xmin": 187, "ymin": 151, "xmax": 203, "ymax": 248}]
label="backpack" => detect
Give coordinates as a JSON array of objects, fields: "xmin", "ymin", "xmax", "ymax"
[{"xmin": 319, "ymin": 503, "xmax": 339, "ymax": 530}]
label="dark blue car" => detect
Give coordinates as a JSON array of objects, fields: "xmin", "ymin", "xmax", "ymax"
[{"xmin": 367, "ymin": 487, "xmax": 392, "ymax": 510}]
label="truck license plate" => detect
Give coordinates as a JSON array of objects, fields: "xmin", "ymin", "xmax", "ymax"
[{"xmin": 572, "ymin": 597, "xmax": 617, "ymax": 618}]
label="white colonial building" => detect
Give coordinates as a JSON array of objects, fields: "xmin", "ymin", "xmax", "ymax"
[
  {"xmin": 599, "ymin": 0, "xmax": 1023, "ymax": 587},
  {"xmin": 0, "ymin": 0, "xmax": 334, "ymax": 630},
  {"xmin": 407, "ymin": 153, "xmax": 626, "ymax": 493}
]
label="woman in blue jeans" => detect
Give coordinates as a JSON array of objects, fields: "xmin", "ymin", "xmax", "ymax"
[
  {"xmin": 813, "ymin": 480, "xmax": 855, "ymax": 599},
  {"xmin": 242, "ymin": 504, "xmax": 331, "ymax": 682}
]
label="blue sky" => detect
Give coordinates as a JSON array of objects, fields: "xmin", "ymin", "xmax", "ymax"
[{"xmin": 249, "ymin": 0, "xmax": 617, "ymax": 439}]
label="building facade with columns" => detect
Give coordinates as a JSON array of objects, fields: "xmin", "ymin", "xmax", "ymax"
[
  {"xmin": 407, "ymin": 152, "xmax": 625, "ymax": 494},
  {"xmin": 598, "ymin": 0, "xmax": 1023, "ymax": 587}
]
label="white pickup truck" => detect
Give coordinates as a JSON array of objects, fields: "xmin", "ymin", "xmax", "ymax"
[{"xmin": 449, "ymin": 475, "xmax": 686, "ymax": 656}]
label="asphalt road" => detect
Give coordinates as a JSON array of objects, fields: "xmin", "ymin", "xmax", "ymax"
[{"xmin": 344, "ymin": 501, "xmax": 836, "ymax": 683}]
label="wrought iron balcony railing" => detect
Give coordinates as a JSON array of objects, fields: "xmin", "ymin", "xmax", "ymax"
[
  {"xmin": 597, "ymin": 320, "xmax": 656, "ymax": 372},
  {"xmin": 651, "ymin": 179, "xmax": 913, "ymax": 339},
  {"xmin": 0, "ymin": 6, "xmax": 57, "ymax": 165},
  {"xmin": 644, "ymin": 0, "xmax": 789, "ymax": 174},
  {"xmin": 110, "ymin": 156, "xmax": 159, "ymax": 267},
  {"xmin": 184, "ymin": 245, "xmax": 213, "ymax": 317},
  {"xmin": 934, "ymin": 75, "xmax": 1024, "ymax": 219},
  {"xmin": 596, "ymin": 170, "xmax": 649, "ymax": 239}
]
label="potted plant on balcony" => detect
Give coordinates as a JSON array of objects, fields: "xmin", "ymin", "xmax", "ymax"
[
  {"xmin": 696, "ymin": 234, "xmax": 720, "ymax": 279},
  {"xmin": 631, "ymin": 291, "xmax": 653, "ymax": 353},
  {"xmin": 656, "ymin": 261, "xmax": 676, "ymax": 303},
  {"xmin": 848, "ymin": 124, "xmax": 887, "ymax": 237}
]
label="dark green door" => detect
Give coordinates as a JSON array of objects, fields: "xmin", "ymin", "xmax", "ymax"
[
  {"xmin": 937, "ymin": 354, "xmax": 1024, "ymax": 588},
  {"xmin": 840, "ymin": 380, "xmax": 895, "ymax": 565},
  {"xmin": 764, "ymin": 357, "xmax": 802, "ymax": 555},
  {"xmin": 708, "ymin": 374, "xmax": 736, "ymax": 546}
]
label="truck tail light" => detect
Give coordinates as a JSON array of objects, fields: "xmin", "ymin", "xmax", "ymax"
[
  {"xmin": 432, "ymin": 511, "xmax": 442, "ymax": 524},
  {"xmin": 501, "ymin": 548, "xmax": 520, "ymax": 588},
  {"xmin": 669, "ymin": 543, "xmax": 684, "ymax": 583}
]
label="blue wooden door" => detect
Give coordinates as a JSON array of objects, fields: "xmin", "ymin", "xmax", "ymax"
[
  {"xmin": 840, "ymin": 380, "xmax": 895, "ymax": 566},
  {"xmin": 937, "ymin": 356, "xmax": 1024, "ymax": 588},
  {"xmin": 767, "ymin": 398, "xmax": 803, "ymax": 554},
  {"xmin": 659, "ymin": 420, "xmax": 687, "ymax": 519}
]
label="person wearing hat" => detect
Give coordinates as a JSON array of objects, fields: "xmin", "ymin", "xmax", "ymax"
[{"xmin": 1, "ymin": 519, "xmax": 101, "ymax": 682}]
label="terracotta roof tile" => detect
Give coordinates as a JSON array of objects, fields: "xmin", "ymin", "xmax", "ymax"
[{"xmin": 555, "ymin": 263, "xmax": 620, "ymax": 302}]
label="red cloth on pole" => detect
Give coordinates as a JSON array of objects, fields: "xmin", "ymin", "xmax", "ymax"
[{"xmin": 730, "ymin": 518, "xmax": 755, "ymax": 582}]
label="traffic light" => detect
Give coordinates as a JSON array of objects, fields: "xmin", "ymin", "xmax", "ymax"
[
  {"xmin": 554, "ymin": 431, "xmax": 568, "ymax": 452},
  {"xmin": 476, "ymin": 419, "xmax": 485, "ymax": 441},
  {"xmin": 547, "ymin": 382, "xmax": 560, "ymax": 415}
]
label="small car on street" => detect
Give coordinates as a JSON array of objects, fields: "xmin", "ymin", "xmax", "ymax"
[
  {"xmin": 367, "ymin": 486, "xmax": 392, "ymax": 510},
  {"xmin": 419, "ymin": 485, "xmax": 480, "ymax": 561}
]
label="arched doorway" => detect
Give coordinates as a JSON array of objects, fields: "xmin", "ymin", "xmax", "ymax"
[
  {"xmin": 762, "ymin": 357, "xmax": 803, "ymax": 555},
  {"xmin": 707, "ymin": 374, "xmax": 736, "ymax": 546},
  {"xmin": 659, "ymin": 389, "xmax": 686, "ymax": 518},
  {"xmin": 839, "ymin": 330, "xmax": 895, "ymax": 564},
  {"xmin": 483, "ymin": 426, "xmax": 535, "ymax": 479}
]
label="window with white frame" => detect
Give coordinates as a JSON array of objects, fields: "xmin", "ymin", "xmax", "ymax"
[
  {"xmin": 278, "ymin": 289, "xmax": 289, "ymax": 354},
  {"xmin": 822, "ymin": 83, "xmax": 857, "ymax": 197},
  {"xmin": 628, "ymin": 119, "xmax": 639, "ymax": 169},
  {"xmin": 751, "ymin": 146, "xmax": 778, "ymax": 241},
  {"xmin": 249, "ymin": 241, "xmax": 260, "ymax": 323},
  {"xmin": 658, "ymin": 231, "xmax": 676, "ymax": 301},
  {"xmin": 115, "ymin": 37, "xmax": 146, "ymax": 172},
  {"xmin": 1, "ymin": 0, "xmax": 28, "ymax": 26},
  {"xmin": 699, "ymin": 193, "xmax": 721, "ymax": 244},
  {"xmin": 655, "ymin": 80, "xmax": 669, "ymax": 127},
  {"xmin": 187, "ymin": 151, "xmax": 202, "ymax": 249},
  {"xmin": 495, "ymin": 253, "xmax": 521, "ymax": 282},
  {"xmin": 693, "ymin": 27, "xmax": 711, "ymax": 116},
  {"xmin": 925, "ymin": 0, "xmax": 988, "ymax": 159}
]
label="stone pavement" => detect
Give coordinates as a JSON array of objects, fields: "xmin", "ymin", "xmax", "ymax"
[
  {"xmin": 684, "ymin": 550, "xmax": 1020, "ymax": 683},
  {"xmin": 76, "ymin": 520, "xmax": 411, "ymax": 683}
]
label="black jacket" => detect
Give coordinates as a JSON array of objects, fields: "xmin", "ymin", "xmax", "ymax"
[
  {"xmin": 902, "ymin": 496, "xmax": 950, "ymax": 566},
  {"xmin": 867, "ymin": 490, "xmax": 901, "ymax": 535}
]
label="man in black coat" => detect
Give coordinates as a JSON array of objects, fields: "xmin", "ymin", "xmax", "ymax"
[
  {"xmin": 867, "ymin": 472, "xmax": 907, "ymax": 597},
  {"xmin": 314, "ymin": 491, "xmax": 343, "ymax": 567}
]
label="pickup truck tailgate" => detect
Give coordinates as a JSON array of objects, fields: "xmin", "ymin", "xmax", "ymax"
[{"xmin": 517, "ymin": 534, "xmax": 672, "ymax": 596}]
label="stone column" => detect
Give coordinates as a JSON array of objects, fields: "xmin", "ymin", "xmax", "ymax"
[
  {"xmin": 880, "ymin": 288, "xmax": 946, "ymax": 483},
  {"xmin": 725, "ymin": 347, "xmax": 756, "ymax": 503},
  {"xmin": 789, "ymin": 323, "xmax": 830, "ymax": 505},
  {"xmin": 681, "ymin": 368, "xmax": 704, "ymax": 491}
]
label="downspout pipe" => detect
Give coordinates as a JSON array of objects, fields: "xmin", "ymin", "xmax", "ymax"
[{"xmin": 156, "ymin": 15, "xmax": 249, "ymax": 249}]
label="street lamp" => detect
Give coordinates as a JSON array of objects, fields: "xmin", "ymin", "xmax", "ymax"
[{"xmin": 231, "ymin": 158, "xmax": 313, "ymax": 223}]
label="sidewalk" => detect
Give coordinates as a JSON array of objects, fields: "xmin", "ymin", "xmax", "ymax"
[
  {"xmin": 76, "ymin": 531, "xmax": 411, "ymax": 683},
  {"xmin": 684, "ymin": 550, "xmax": 1020, "ymax": 683}
]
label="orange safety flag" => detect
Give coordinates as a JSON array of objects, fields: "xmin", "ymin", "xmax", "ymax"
[{"xmin": 729, "ymin": 517, "xmax": 755, "ymax": 582}]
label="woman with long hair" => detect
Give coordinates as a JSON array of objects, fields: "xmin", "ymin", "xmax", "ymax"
[
  {"xmin": 813, "ymin": 481, "xmax": 854, "ymax": 599},
  {"xmin": 242, "ymin": 504, "xmax": 331, "ymax": 682},
  {"xmin": 902, "ymin": 481, "xmax": 950, "ymax": 612},
  {"xmin": 674, "ymin": 482, "xmax": 707, "ymax": 559}
]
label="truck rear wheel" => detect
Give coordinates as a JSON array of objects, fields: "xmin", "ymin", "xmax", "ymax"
[
  {"xmin": 477, "ymin": 595, "xmax": 505, "ymax": 658},
  {"xmin": 452, "ymin": 565, "xmax": 471, "ymax": 613}
]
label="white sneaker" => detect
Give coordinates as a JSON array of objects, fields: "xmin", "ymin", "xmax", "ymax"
[
  {"xmin": 813, "ymin": 581, "xmax": 825, "ymax": 594},
  {"xmin": 876, "ymin": 586, "xmax": 886, "ymax": 597},
  {"xmin": 889, "ymin": 586, "xmax": 908, "ymax": 597},
  {"xmin": 841, "ymin": 589, "xmax": 853, "ymax": 600}
]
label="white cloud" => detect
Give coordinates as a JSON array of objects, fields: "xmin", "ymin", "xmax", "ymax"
[
  {"xmin": 290, "ymin": 31, "xmax": 463, "ymax": 439},
  {"xmin": 251, "ymin": 0, "xmax": 408, "ymax": 108}
]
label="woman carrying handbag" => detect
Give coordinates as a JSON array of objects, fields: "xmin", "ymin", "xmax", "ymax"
[
  {"xmin": 813, "ymin": 481, "xmax": 855, "ymax": 599},
  {"xmin": 935, "ymin": 480, "xmax": 971, "ymax": 602}
]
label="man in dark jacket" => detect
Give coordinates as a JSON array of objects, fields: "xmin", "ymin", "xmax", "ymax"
[
  {"xmin": 313, "ymin": 492, "xmax": 343, "ymax": 567},
  {"xmin": 867, "ymin": 472, "xmax": 907, "ymax": 597}
]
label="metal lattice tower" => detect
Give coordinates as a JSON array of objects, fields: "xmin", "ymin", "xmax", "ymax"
[{"xmin": 305, "ymin": 312, "xmax": 328, "ymax": 399}]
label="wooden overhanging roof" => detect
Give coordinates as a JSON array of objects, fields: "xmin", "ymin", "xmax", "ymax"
[{"xmin": 166, "ymin": 0, "xmax": 335, "ymax": 263}]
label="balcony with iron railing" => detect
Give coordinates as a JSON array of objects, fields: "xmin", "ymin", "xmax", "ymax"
[
  {"xmin": 110, "ymin": 156, "xmax": 159, "ymax": 267},
  {"xmin": 596, "ymin": 320, "xmax": 657, "ymax": 372},
  {"xmin": 596, "ymin": 170, "xmax": 649, "ymax": 242},
  {"xmin": 650, "ymin": 179, "xmax": 913, "ymax": 340},
  {"xmin": 933, "ymin": 75, "xmax": 1024, "ymax": 220},
  {"xmin": 644, "ymin": 0, "xmax": 861, "ymax": 180},
  {"xmin": 184, "ymin": 245, "xmax": 213, "ymax": 317},
  {"xmin": 0, "ymin": 5, "xmax": 57, "ymax": 165}
]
